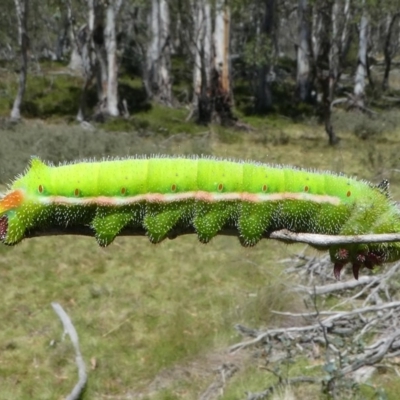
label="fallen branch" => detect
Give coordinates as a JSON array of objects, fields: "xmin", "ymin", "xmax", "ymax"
[
  {"xmin": 52, "ymin": 302, "xmax": 87, "ymax": 400},
  {"xmin": 295, "ymin": 275, "xmax": 379, "ymax": 296},
  {"xmin": 199, "ymin": 363, "xmax": 239, "ymax": 400},
  {"xmin": 245, "ymin": 377, "xmax": 318, "ymax": 400},
  {"xmin": 230, "ymin": 301, "xmax": 400, "ymax": 353},
  {"xmin": 231, "ymin": 257, "xmax": 400, "ymax": 398}
]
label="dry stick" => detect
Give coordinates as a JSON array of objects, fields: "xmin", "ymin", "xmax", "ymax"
[
  {"xmin": 230, "ymin": 301, "xmax": 400, "ymax": 353},
  {"xmin": 267, "ymin": 230, "xmax": 400, "ymax": 246},
  {"xmin": 340, "ymin": 329, "xmax": 400, "ymax": 375},
  {"xmin": 199, "ymin": 363, "xmax": 239, "ymax": 400},
  {"xmin": 295, "ymin": 275, "xmax": 378, "ymax": 296},
  {"xmin": 363, "ymin": 262, "xmax": 400, "ymax": 306},
  {"xmin": 52, "ymin": 302, "xmax": 87, "ymax": 400}
]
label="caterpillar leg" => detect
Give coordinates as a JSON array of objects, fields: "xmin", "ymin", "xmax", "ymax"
[
  {"xmin": 143, "ymin": 203, "xmax": 189, "ymax": 243},
  {"xmin": 193, "ymin": 202, "xmax": 238, "ymax": 243},
  {"xmin": 238, "ymin": 203, "xmax": 273, "ymax": 246},
  {"xmin": 330, "ymin": 246, "xmax": 385, "ymax": 280},
  {"xmin": 92, "ymin": 206, "xmax": 139, "ymax": 246}
]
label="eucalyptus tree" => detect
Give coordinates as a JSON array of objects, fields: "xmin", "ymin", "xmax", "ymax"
[
  {"xmin": 145, "ymin": 0, "xmax": 172, "ymax": 105},
  {"xmin": 379, "ymin": 1, "xmax": 400, "ymax": 90},
  {"xmin": 10, "ymin": 0, "xmax": 29, "ymax": 121},
  {"xmin": 296, "ymin": 0, "xmax": 312, "ymax": 102},
  {"xmin": 191, "ymin": 0, "xmax": 212, "ymax": 120},
  {"xmin": 254, "ymin": 0, "xmax": 276, "ymax": 113},
  {"xmin": 309, "ymin": 0, "xmax": 353, "ymax": 144},
  {"xmin": 353, "ymin": 0, "xmax": 368, "ymax": 109},
  {"xmin": 189, "ymin": 0, "xmax": 234, "ymax": 124},
  {"xmin": 66, "ymin": 0, "xmax": 124, "ymax": 120}
]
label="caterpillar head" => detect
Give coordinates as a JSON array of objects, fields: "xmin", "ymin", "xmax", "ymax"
[{"xmin": 0, "ymin": 215, "xmax": 7, "ymax": 242}]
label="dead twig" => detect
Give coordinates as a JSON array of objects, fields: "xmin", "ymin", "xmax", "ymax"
[{"xmin": 52, "ymin": 302, "xmax": 87, "ymax": 400}]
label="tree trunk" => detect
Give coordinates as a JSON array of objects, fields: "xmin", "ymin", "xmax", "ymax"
[
  {"xmin": 212, "ymin": 0, "xmax": 233, "ymax": 123},
  {"xmin": 312, "ymin": 1, "xmax": 340, "ymax": 145},
  {"xmin": 254, "ymin": 0, "xmax": 275, "ymax": 113},
  {"xmin": 214, "ymin": 0, "xmax": 230, "ymax": 97},
  {"xmin": 311, "ymin": 3, "xmax": 323, "ymax": 62},
  {"xmin": 104, "ymin": 0, "xmax": 120, "ymax": 116},
  {"xmin": 92, "ymin": 2, "xmax": 108, "ymax": 117},
  {"xmin": 192, "ymin": 0, "xmax": 212, "ymax": 121},
  {"xmin": 382, "ymin": 12, "xmax": 400, "ymax": 91},
  {"xmin": 10, "ymin": 0, "xmax": 29, "ymax": 121},
  {"xmin": 55, "ymin": 15, "xmax": 69, "ymax": 61},
  {"xmin": 325, "ymin": 0, "xmax": 341, "ymax": 145},
  {"xmin": 71, "ymin": 0, "xmax": 123, "ymax": 121},
  {"xmin": 354, "ymin": 1, "xmax": 368, "ymax": 109},
  {"xmin": 296, "ymin": 0, "xmax": 312, "ymax": 102},
  {"xmin": 146, "ymin": 0, "xmax": 172, "ymax": 105},
  {"xmin": 158, "ymin": 0, "xmax": 172, "ymax": 105},
  {"xmin": 340, "ymin": 0, "xmax": 352, "ymax": 63},
  {"xmin": 73, "ymin": 0, "xmax": 98, "ymax": 121}
]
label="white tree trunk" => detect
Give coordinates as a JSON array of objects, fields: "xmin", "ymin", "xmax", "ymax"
[
  {"xmin": 192, "ymin": 0, "xmax": 212, "ymax": 107},
  {"xmin": 158, "ymin": 0, "xmax": 171, "ymax": 104},
  {"xmin": 214, "ymin": 0, "xmax": 230, "ymax": 96},
  {"xmin": 311, "ymin": 4, "xmax": 323, "ymax": 62},
  {"xmin": 329, "ymin": 0, "xmax": 340, "ymax": 86},
  {"xmin": 193, "ymin": 1, "xmax": 204, "ymax": 108},
  {"xmin": 146, "ymin": 0, "xmax": 160, "ymax": 97},
  {"xmin": 11, "ymin": 0, "xmax": 29, "ymax": 121},
  {"xmin": 296, "ymin": 0, "xmax": 311, "ymax": 101},
  {"xmin": 255, "ymin": 0, "xmax": 274, "ymax": 113},
  {"xmin": 146, "ymin": 0, "xmax": 172, "ymax": 105},
  {"xmin": 340, "ymin": 0, "xmax": 352, "ymax": 59},
  {"xmin": 354, "ymin": 1, "xmax": 369, "ymax": 106},
  {"xmin": 104, "ymin": 0, "xmax": 120, "ymax": 116},
  {"xmin": 382, "ymin": 12, "xmax": 400, "ymax": 90}
]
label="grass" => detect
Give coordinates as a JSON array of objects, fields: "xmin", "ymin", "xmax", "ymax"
[{"xmin": 0, "ymin": 234, "xmax": 301, "ymax": 399}]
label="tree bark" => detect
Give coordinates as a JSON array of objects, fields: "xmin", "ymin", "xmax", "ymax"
[
  {"xmin": 340, "ymin": 0, "xmax": 352, "ymax": 63},
  {"xmin": 10, "ymin": 0, "xmax": 29, "ymax": 121},
  {"xmin": 312, "ymin": 1, "xmax": 340, "ymax": 145},
  {"xmin": 192, "ymin": 0, "xmax": 212, "ymax": 121},
  {"xmin": 73, "ymin": 0, "xmax": 98, "ymax": 121},
  {"xmin": 254, "ymin": 0, "xmax": 275, "ymax": 113},
  {"xmin": 104, "ymin": 0, "xmax": 121, "ymax": 116},
  {"xmin": 382, "ymin": 12, "xmax": 400, "ymax": 91},
  {"xmin": 212, "ymin": 0, "xmax": 233, "ymax": 123},
  {"xmin": 296, "ymin": 0, "xmax": 312, "ymax": 102},
  {"xmin": 214, "ymin": 0, "xmax": 230, "ymax": 97},
  {"xmin": 354, "ymin": 1, "xmax": 369, "ymax": 109},
  {"xmin": 146, "ymin": 0, "xmax": 172, "ymax": 105}
]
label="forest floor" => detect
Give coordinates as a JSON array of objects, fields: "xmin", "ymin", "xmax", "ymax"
[{"xmin": 1, "ymin": 94, "xmax": 400, "ymax": 399}]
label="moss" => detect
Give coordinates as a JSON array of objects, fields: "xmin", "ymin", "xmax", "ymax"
[{"xmin": 20, "ymin": 74, "xmax": 92, "ymax": 118}]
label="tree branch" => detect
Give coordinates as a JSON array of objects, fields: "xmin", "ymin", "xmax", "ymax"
[{"xmin": 20, "ymin": 226, "xmax": 400, "ymax": 247}]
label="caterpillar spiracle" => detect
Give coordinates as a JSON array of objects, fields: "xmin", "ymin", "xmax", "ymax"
[{"xmin": 1, "ymin": 156, "xmax": 399, "ymax": 279}]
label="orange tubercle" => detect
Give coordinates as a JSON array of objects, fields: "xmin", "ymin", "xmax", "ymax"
[{"xmin": 0, "ymin": 190, "xmax": 24, "ymax": 213}]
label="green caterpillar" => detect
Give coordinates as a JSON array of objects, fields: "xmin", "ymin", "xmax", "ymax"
[{"xmin": 1, "ymin": 156, "xmax": 399, "ymax": 279}]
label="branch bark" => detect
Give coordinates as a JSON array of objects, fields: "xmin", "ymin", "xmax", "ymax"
[{"xmin": 19, "ymin": 226, "xmax": 400, "ymax": 248}]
